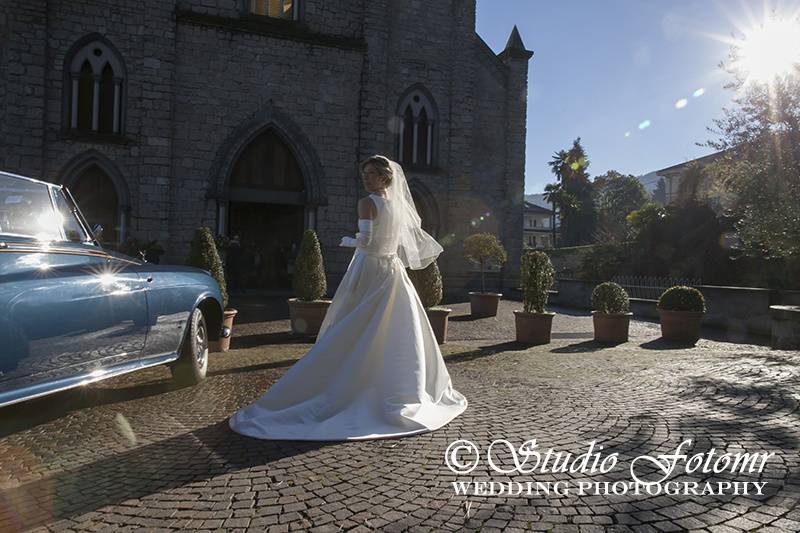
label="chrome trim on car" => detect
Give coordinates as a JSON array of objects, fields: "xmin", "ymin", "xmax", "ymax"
[{"xmin": 0, "ymin": 353, "xmax": 179, "ymax": 409}]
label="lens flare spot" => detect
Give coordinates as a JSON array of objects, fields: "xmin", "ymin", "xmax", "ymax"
[
  {"xmin": 675, "ymin": 98, "xmax": 688, "ymax": 109},
  {"xmin": 386, "ymin": 116, "xmax": 402, "ymax": 135},
  {"xmin": 624, "ymin": 131, "xmax": 631, "ymax": 138},
  {"xmin": 693, "ymin": 88, "xmax": 705, "ymax": 98},
  {"xmin": 116, "ymin": 413, "xmax": 138, "ymax": 446},
  {"xmin": 638, "ymin": 120, "xmax": 651, "ymax": 130}
]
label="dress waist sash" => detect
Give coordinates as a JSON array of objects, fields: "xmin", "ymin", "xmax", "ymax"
[{"xmin": 357, "ymin": 248, "xmax": 397, "ymax": 259}]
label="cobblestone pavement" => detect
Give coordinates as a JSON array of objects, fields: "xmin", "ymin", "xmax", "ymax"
[{"xmin": 1, "ymin": 297, "xmax": 799, "ymax": 532}]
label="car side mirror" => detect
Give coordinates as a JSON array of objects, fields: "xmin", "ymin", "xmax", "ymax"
[{"xmin": 92, "ymin": 224, "xmax": 104, "ymax": 242}]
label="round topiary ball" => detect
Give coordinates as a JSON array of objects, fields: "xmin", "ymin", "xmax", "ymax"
[
  {"xmin": 657, "ymin": 286, "xmax": 706, "ymax": 312},
  {"xmin": 591, "ymin": 282, "xmax": 630, "ymax": 314}
]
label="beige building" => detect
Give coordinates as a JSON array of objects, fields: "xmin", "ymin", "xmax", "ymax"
[
  {"xmin": 656, "ymin": 150, "xmax": 726, "ymax": 205},
  {"xmin": 523, "ymin": 201, "xmax": 555, "ymax": 249}
]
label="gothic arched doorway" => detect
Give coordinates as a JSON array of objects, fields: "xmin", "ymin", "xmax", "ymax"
[
  {"xmin": 61, "ymin": 156, "xmax": 129, "ymax": 246},
  {"xmin": 223, "ymin": 129, "xmax": 306, "ymax": 290}
]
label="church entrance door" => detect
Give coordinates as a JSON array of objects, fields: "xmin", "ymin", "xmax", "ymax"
[{"xmin": 224, "ymin": 129, "xmax": 307, "ymax": 291}]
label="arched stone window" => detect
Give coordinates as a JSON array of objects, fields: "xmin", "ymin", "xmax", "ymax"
[
  {"xmin": 64, "ymin": 36, "xmax": 126, "ymax": 135},
  {"xmin": 396, "ymin": 88, "xmax": 437, "ymax": 168}
]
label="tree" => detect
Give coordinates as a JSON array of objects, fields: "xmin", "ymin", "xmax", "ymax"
[
  {"xmin": 626, "ymin": 202, "xmax": 729, "ymax": 281},
  {"xmin": 546, "ymin": 138, "xmax": 596, "ymax": 246},
  {"xmin": 187, "ymin": 227, "xmax": 229, "ymax": 308},
  {"xmin": 542, "ymin": 182, "xmax": 570, "ymax": 248},
  {"xmin": 462, "ymin": 233, "xmax": 507, "ymax": 293},
  {"xmin": 675, "ymin": 162, "xmax": 710, "ymax": 206},
  {"xmin": 293, "ymin": 229, "xmax": 327, "ymax": 301},
  {"xmin": 653, "ymin": 178, "xmax": 667, "ymax": 205},
  {"xmin": 626, "ymin": 202, "xmax": 666, "ymax": 241},
  {"xmin": 593, "ymin": 170, "xmax": 649, "ymax": 242},
  {"xmin": 703, "ymin": 20, "xmax": 800, "ymax": 260}
]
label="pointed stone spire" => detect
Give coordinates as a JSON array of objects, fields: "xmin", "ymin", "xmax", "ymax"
[{"xmin": 499, "ymin": 25, "xmax": 533, "ymax": 61}]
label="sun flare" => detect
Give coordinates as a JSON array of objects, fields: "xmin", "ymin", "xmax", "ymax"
[{"xmin": 733, "ymin": 16, "xmax": 800, "ymax": 84}]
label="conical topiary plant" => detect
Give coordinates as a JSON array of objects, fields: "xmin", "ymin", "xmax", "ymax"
[
  {"xmin": 408, "ymin": 260, "xmax": 443, "ymax": 309},
  {"xmin": 407, "ymin": 259, "xmax": 450, "ymax": 344},
  {"xmin": 187, "ymin": 227, "xmax": 229, "ymax": 308},
  {"xmin": 520, "ymin": 249, "xmax": 554, "ymax": 314},
  {"xmin": 293, "ymin": 229, "xmax": 327, "ymax": 301}
]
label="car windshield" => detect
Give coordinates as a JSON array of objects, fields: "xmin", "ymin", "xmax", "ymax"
[
  {"xmin": 52, "ymin": 187, "xmax": 92, "ymax": 243},
  {"xmin": 0, "ymin": 175, "xmax": 62, "ymax": 241}
]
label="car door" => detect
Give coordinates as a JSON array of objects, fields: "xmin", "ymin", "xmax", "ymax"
[{"xmin": 0, "ymin": 179, "xmax": 148, "ymax": 401}]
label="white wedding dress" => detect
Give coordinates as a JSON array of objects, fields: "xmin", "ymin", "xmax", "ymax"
[{"xmin": 229, "ymin": 193, "xmax": 468, "ymax": 441}]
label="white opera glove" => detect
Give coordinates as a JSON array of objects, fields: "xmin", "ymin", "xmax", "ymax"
[
  {"xmin": 355, "ymin": 219, "xmax": 373, "ymax": 247},
  {"xmin": 339, "ymin": 236, "xmax": 357, "ymax": 247}
]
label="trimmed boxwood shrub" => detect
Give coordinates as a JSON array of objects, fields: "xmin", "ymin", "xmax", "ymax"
[
  {"xmin": 408, "ymin": 259, "xmax": 443, "ymax": 309},
  {"xmin": 293, "ymin": 229, "xmax": 327, "ymax": 302},
  {"xmin": 520, "ymin": 250, "xmax": 554, "ymax": 314},
  {"xmin": 591, "ymin": 282, "xmax": 630, "ymax": 314},
  {"xmin": 657, "ymin": 286, "xmax": 706, "ymax": 312},
  {"xmin": 187, "ymin": 227, "xmax": 229, "ymax": 308}
]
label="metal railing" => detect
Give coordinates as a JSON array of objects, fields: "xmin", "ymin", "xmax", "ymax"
[{"xmin": 612, "ymin": 275, "xmax": 702, "ymax": 300}]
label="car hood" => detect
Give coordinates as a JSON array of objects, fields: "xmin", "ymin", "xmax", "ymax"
[{"xmin": 103, "ymin": 249, "xmax": 213, "ymax": 277}]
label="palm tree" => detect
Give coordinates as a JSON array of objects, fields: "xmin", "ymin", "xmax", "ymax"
[
  {"xmin": 544, "ymin": 138, "xmax": 595, "ymax": 246},
  {"xmin": 542, "ymin": 182, "xmax": 572, "ymax": 248}
]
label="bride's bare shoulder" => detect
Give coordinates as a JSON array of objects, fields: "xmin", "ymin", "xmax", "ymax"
[{"xmin": 357, "ymin": 196, "xmax": 377, "ymax": 219}]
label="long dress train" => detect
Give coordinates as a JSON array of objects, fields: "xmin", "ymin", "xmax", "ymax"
[{"xmin": 228, "ymin": 193, "xmax": 468, "ymax": 441}]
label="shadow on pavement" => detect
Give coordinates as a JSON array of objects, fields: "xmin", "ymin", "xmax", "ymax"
[
  {"xmin": 0, "ymin": 420, "xmax": 342, "ymax": 531},
  {"xmin": 551, "ymin": 340, "xmax": 618, "ymax": 353},
  {"xmin": 0, "ymin": 379, "xmax": 179, "ymax": 438},
  {"xmin": 639, "ymin": 338, "xmax": 699, "ymax": 350},
  {"xmin": 446, "ymin": 341, "xmax": 529, "ymax": 363},
  {"xmin": 230, "ymin": 331, "xmax": 315, "ymax": 349},
  {"xmin": 449, "ymin": 314, "xmax": 483, "ymax": 322},
  {"xmin": 208, "ymin": 357, "xmax": 300, "ymax": 378}
]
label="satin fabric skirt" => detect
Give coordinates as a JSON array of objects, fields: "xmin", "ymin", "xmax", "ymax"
[{"xmin": 228, "ymin": 249, "xmax": 468, "ymax": 441}]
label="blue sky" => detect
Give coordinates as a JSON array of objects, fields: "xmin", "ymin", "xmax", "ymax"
[{"xmin": 476, "ymin": 0, "xmax": 799, "ymax": 194}]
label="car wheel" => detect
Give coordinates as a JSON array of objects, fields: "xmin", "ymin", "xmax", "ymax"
[{"xmin": 170, "ymin": 308, "xmax": 209, "ymax": 387}]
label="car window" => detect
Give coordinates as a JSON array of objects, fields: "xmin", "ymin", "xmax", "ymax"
[
  {"xmin": 0, "ymin": 175, "xmax": 61, "ymax": 241},
  {"xmin": 52, "ymin": 188, "xmax": 91, "ymax": 243}
]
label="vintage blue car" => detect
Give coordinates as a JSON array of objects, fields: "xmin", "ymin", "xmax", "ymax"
[{"xmin": 0, "ymin": 170, "xmax": 229, "ymax": 408}]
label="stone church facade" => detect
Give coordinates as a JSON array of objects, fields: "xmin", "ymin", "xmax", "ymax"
[{"xmin": 0, "ymin": 0, "xmax": 532, "ymax": 293}]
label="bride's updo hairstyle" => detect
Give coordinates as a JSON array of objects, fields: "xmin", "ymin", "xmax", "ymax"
[{"xmin": 359, "ymin": 155, "xmax": 394, "ymax": 187}]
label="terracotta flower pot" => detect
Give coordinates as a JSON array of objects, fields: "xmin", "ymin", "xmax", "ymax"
[
  {"xmin": 592, "ymin": 311, "xmax": 632, "ymax": 344},
  {"xmin": 514, "ymin": 310, "xmax": 555, "ymax": 344},
  {"xmin": 209, "ymin": 308, "xmax": 238, "ymax": 353},
  {"xmin": 426, "ymin": 307, "xmax": 452, "ymax": 345},
  {"xmin": 469, "ymin": 292, "xmax": 502, "ymax": 318},
  {"xmin": 659, "ymin": 309, "xmax": 704, "ymax": 343},
  {"xmin": 288, "ymin": 298, "xmax": 332, "ymax": 337}
]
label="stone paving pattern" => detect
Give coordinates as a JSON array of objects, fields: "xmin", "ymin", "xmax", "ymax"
[{"xmin": 1, "ymin": 298, "xmax": 799, "ymax": 532}]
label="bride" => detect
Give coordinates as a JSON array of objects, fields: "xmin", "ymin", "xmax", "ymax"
[{"xmin": 228, "ymin": 155, "xmax": 468, "ymax": 441}]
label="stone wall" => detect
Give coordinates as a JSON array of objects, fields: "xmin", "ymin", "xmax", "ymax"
[
  {"xmin": 550, "ymin": 278, "xmax": 800, "ymax": 338},
  {"xmin": 0, "ymin": 0, "xmax": 530, "ymax": 295}
]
